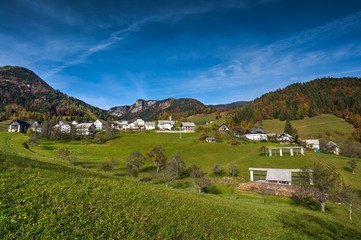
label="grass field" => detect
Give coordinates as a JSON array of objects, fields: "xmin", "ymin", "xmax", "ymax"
[
  {"xmin": 1, "ymin": 115, "xmax": 361, "ymax": 239},
  {"xmin": 260, "ymin": 114, "xmax": 354, "ymax": 141}
]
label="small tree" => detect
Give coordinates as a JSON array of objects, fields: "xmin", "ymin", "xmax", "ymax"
[
  {"xmin": 214, "ymin": 131, "xmax": 223, "ymax": 142},
  {"xmin": 311, "ymin": 163, "xmax": 342, "ymax": 212},
  {"xmin": 259, "ymin": 146, "xmax": 267, "ymax": 156},
  {"xmin": 228, "ymin": 163, "xmax": 239, "ymax": 177},
  {"xmin": 147, "ymin": 145, "xmax": 167, "ymax": 172},
  {"xmin": 126, "ymin": 151, "xmax": 144, "ymax": 178},
  {"xmin": 166, "ymin": 152, "xmax": 186, "ymax": 179},
  {"xmin": 347, "ymin": 160, "xmax": 357, "ymax": 174},
  {"xmin": 100, "ymin": 158, "xmax": 117, "ymax": 172},
  {"xmin": 212, "ymin": 163, "xmax": 224, "ymax": 177},
  {"xmin": 188, "ymin": 164, "xmax": 211, "ymax": 193},
  {"xmin": 199, "ymin": 132, "xmax": 208, "ymax": 141},
  {"xmin": 57, "ymin": 147, "xmax": 71, "ymax": 160}
]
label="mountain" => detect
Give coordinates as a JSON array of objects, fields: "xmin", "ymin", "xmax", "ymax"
[
  {"xmin": 230, "ymin": 77, "xmax": 361, "ymax": 126},
  {"xmin": 108, "ymin": 98, "xmax": 207, "ymax": 121},
  {"xmin": 208, "ymin": 101, "xmax": 249, "ymax": 110},
  {"xmin": 0, "ymin": 66, "xmax": 109, "ymax": 121}
]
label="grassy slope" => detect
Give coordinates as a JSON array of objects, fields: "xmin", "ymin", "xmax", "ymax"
[
  {"xmin": 1, "ymin": 147, "xmax": 361, "ymax": 239},
  {"xmin": 1, "ymin": 114, "xmax": 361, "ymax": 239},
  {"xmin": 261, "ymin": 114, "xmax": 354, "ymax": 141}
]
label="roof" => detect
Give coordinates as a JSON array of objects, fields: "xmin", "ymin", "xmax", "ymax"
[
  {"xmin": 326, "ymin": 141, "xmax": 339, "ymax": 147},
  {"xmin": 266, "ymin": 169, "xmax": 292, "ymax": 182},
  {"xmin": 158, "ymin": 120, "xmax": 174, "ymax": 125},
  {"xmin": 10, "ymin": 120, "xmax": 30, "ymax": 127},
  {"xmin": 279, "ymin": 133, "xmax": 293, "ymax": 138},
  {"xmin": 145, "ymin": 122, "xmax": 156, "ymax": 126},
  {"xmin": 75, "ymin": 123, "xmax": 95, "ymax": 129},
  {"xmin": 304, "ymin": 139, "xmax": 320, "ymax": 145},
  {"xmin": 246, "ymin": 128, "xmax": 266, "ymax": 134},
  {"xmin": 181, "ymin": 122, "xmax": 196, "ymax": 127}
]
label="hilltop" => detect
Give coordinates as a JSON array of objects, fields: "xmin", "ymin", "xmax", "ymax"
[
  {"xmin": 230, "ymin": 77, "xmax": 361, "ymax": 127},
  {"xmin": 0, "ymin": 66, "xmax": 109, "ymax": 121}
]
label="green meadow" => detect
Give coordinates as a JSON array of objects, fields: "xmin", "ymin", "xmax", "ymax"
[
  {"xmin": 261, "ymin": 114, "xmax": 354, "ymax": 141},
  {"xmin": 1, "ymin": 115, "xmax": 361, "ymax": 239}
]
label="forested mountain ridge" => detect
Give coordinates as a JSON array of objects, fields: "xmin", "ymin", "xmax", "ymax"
[
  {"xmin": 0, "ymin": 66, "xmax": 109, "ymax": 121},
  {"xmin": 230, "ymin": 77, "xmax": 361, "ymax": 131}
]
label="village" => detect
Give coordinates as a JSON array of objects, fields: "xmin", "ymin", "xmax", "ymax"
[{"xmin": 6, "ymin": 117, "xmax": 343, "ymax": 189}]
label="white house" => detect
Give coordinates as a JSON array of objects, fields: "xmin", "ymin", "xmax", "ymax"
[
  {"xmin": 30, "ymin": 121, "xmax": 42, "ymax": 133},
  {"xmin": 304, "ymin": 139, "xmax": 320, "ymax": 150},
  {"xmin": 206, "ymin": 137, "xmax": 215, "ymax": 142},
  {"xmin": 219, "ymin": 123, "xmax": 229, "ymax": 132},
  {"xmin": 112, "ymin": 121, "xmax": 129, "ymax": 130},
  {"xmin": 244, "ymin": 128, "xmax": 267, "ymax": 141},
  {"xmin": 278, "ymin": 133, "xmax": 294, "ymax": 143},
  {"xmin": 157, "ymin": 120, "xmax": 175, "ymax": 130},
  {"xmin": 93, "ymin": 119, "xmax": 103, "ymax": 130},
  {"xmin": 75, "ymin": 123, "xmax": 96, "ymax": 135},
  {"xmin": 145, "ymin": 122, "xmax": 156, "ymax": 130},
  {"xmin": 129, "ymin": 119, "xmax": 145, "ymax": 130},
  {"xmin": 325, "ymin": 141, "xmax": 340, "ymax": 155},
  {"xmin": 8, "ymin": 120, "xmax": 30, "ymax": 133},
  {"xmin": 55, "ymin": 121, "xmax": 71, "ymax": 134},
  {"xmin": 181, "ymin": 122, "xmax": 196, "ymax": 132}
]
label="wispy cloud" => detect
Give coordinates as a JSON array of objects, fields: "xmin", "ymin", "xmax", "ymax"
[
  {"xmin": 179, "ymin": 10, "xmax": 361, "ymax": 95},
  {"xmin": 42, "ymin": 24, "xmax": 140, "ymax": 79}
]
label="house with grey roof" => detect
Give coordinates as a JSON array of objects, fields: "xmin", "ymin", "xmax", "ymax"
[
  {"xmin": 181, "ymin": 122, "xmax": 196, "ymax": 132},
  {"xmin": 304, "ymin": 139, "xmax": 320, "ymax": 150},
  {"xmin": 8, "ymin": 120, "xmax": 30, "ymax": 133},
  {"xmin": 244, "ymin": 128, "xmax": 267, "ymax": 141},
  {"xmin": 75, "ymin": 123, "xmax": 96, "ymax": 135},
  {"xmin": 145, "ymin": 122, "xmax": 156, "ymax": 130}
]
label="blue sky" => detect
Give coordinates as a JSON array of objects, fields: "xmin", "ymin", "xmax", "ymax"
[{"xmin": 1, "ymin": 0, "xmax": 361, "ymax": 109}]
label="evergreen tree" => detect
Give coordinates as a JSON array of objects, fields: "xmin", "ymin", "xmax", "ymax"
[{"xmin": 284, "ymin": 120, "xmax": 293, "ymax": 135}]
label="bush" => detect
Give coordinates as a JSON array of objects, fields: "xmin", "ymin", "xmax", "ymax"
[{"xmin": 100, "ymin": 158, "xmax": 117, "ymax": 172}]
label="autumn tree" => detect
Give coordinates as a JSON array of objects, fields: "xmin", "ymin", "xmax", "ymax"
[{"xmin": 147, "ymin": 145, "xmax": 167, "ymax": 172}]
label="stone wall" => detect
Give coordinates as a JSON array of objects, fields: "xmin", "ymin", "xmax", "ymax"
[{"xmin": 238, "ymin": 181, "xmax": 299, "ymax": 197}]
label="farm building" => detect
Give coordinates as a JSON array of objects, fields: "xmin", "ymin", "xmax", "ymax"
[
  {"xmin": 157, "ymin": 120, "xmax": 175, "ymax": 130},
  {"xmin": 93, "ymin": 119, "xmax": 104, "ymax": 130},
  {"xmin": 219, "ymin": 123, "xmax": 229, "ymax": 132},
  {"xmin": 75, "ymin": 123, "xmax": 96, "ymax": 135},
  {"xmin": 30, "ymin": 121, "xmax": 42, "ymax": 133},
  {"xmin": 304, "ymin": 139, "xmax": 320, "ymax": 150},
  {"xmin": 266, "ymin": 146, "xmax": 304, "ymax": 156},
  {"xmin": 244, "ymin": 128, "xmax": 267, "ymax": 141},
  {"xmin": 181, "ymin": 122, "xmax": 196, "ymax": 132},
  {"xmin": 145, "ymin": 122, "xmax": 156, "ymax": 130},
  {"xmin": 325, "ymin": 141, "xmax": 340, "ymax": 155},
  {"xmin": 249, "ymin": 168, "xmax": 313, "ymax": 185},
  {"xmin": 278, "ymin": 133, "xmax": 294, "ymax": 143},
  {"xmin": 8, "ymin": 120, "xmax": 30, "ymax": 133}
]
